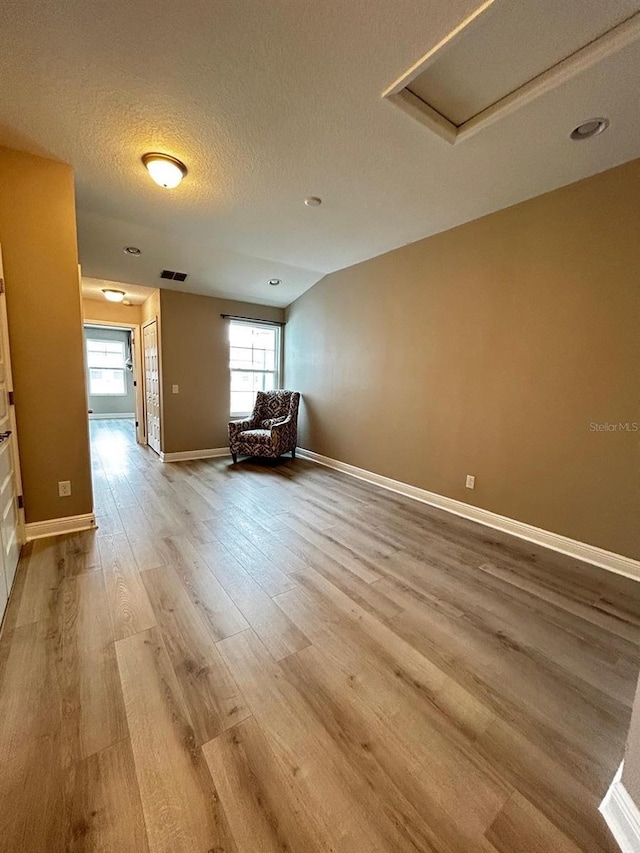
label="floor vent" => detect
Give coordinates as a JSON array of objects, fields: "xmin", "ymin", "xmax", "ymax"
[{"xmin": 160, "ymin": 269, "xmax": 188, "ymax": 281}]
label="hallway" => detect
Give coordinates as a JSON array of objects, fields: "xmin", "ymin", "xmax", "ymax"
[{"xmin": 0, "ymin": 419, "xmax": 638, "ymax": 851}]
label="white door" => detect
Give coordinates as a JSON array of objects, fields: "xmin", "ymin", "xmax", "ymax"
[
  {"xmin": 143, "ymin": 319, "xmax": 161, "ymax": 455},
  {"xmin": 0, "ymin": 247, "xmax": 24, "ymax": 622}
]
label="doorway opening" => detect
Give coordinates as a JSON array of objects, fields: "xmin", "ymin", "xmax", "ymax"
[
  {"xmin": 83, "ymin": 323, "xmax": 142, "ymax": 444},
  {"xmin": 81, "ymin": 278, "xmax": 161, "ymax": 459}
]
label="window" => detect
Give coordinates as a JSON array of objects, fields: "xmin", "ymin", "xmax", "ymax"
[
  {"xmin": 229, "ymin": 320, "xmax": 281, "ymax": 416},
  {"xmin": 86, "ymin": 338, "xmax": 127, "ymax": 396}
]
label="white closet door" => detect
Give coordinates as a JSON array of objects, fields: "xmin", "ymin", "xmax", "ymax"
[
  {"xmin": 143, "ymin": 319, "xmax": 161, "ymax": 455},
  {"xmin": 0, "ymin": 246, "xmax": 24, "ymax": 621}
]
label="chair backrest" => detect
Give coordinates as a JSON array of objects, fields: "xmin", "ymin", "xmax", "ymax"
[{"xmin": 253, "ymin": 390, "xmax": 299, "ymax": 422}]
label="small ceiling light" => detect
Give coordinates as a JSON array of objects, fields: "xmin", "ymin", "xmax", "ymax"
[
  {"xmin": 268, "ymin": 278, "xmax": 281, "ymax": 286},
  {"xmin": 304, "ymin": 196, "xmax": 322, "ymax": 207},
  {"xmin": 570, "ymin": 118, "xmax": 609, "ymax": 141},
  {"xmin": 102, "ymin": 288, "xmax": 126, "ymax": 303},
  {"xmin": 123, "ymin": 246, "xmax": 141, "ymax": 255},
  {"xmin": 123, "ymin": 300, "xmax": 133, "ymax": 306},
  {"xmin": 142, "ymin": 152, "xmax": 188, "ymax": 188}
]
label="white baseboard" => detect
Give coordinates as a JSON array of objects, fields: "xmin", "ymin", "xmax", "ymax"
[
  {"xmin": 297, "ymin": 448, "xmax": 640, "ymax": 581},
  {"xmin": 25, "ymin": 513, "xmax": 97, "ymax": 541},
  {"xmin": 160, "ymin": 447, "xmax": 230, "ymax": 463},
  {"xmin": 89, "ymin": 413, "xmax": 135, "ymax": 420},
  {"xmin": 600, "ymin": 763, "xmax": 640, "ymax": 853}
]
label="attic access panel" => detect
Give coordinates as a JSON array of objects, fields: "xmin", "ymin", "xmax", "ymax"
[{"xmin": 383, "ymin": 0, "xmax": 640, "ymax": 144}]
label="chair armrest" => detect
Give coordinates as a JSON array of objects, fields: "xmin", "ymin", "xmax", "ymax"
[
  {"xmin": 270, "ymin": 416, "xmax": 297, "ymax": 449},
  {"xmin": 270, "ymin": 415, "xmax": 292, "ymax": 433},
  {"xmin": 228, "ymin": 417, "xmax": 255, "ymax": 438}
]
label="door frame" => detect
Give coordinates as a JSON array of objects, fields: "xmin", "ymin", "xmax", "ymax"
[
  {"xmin": 141, "ymin": 316, "xmax": 162, "ymax": 454},
  {"xmin": 0, "ymin": 248, "xmax": 25, "ymax": 547},
  {"xmin": 82, "ymin": 318, "xmax": 146, "ymax": 445}
]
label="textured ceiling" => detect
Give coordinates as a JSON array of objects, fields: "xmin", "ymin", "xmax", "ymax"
[{"xmin": 1, "ymin": 0, "xmax": 639, "ymax": 308}]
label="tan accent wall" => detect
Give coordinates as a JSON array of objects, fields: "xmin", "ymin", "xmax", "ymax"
[
  {"xmin": 141, "ymin": 290, "xmax": 160, "ymax": 325},
  {"xmin": 159, "ymin": 289, "xmax": 284, "ymax": 453},
  {"xmin": 285, "ymin": 159, "xmax": 640, "ymax": 560},
  {"xmin": 623, "ymin": 674, "xmax": 640, "ymax": 804},
  {"xmin": 0, "ymin": 147, "xmax": 93, "ymax": 523},
  {"xmin": 82, "ymin": 297, "xmax": 142, "ymax": 326}
]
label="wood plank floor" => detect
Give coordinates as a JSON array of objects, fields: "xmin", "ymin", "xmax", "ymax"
[{"xmin": 0, "ymin": 418, "xmax": 638, "ymax": 852}]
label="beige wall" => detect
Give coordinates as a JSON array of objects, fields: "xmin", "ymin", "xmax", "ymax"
[
  {"xmin": 0, "ymin": 147, "xmax": 93, "ymax": 523},
  {"xmin": 159, "ymin": 289, "xmax": 283, "ymax": 453},
  {"xmin": 285, "ymin": 159, "xmax": 640, "ymax": 560},
  {"xmin": 82, "ymin": 297, "xmax": 142, "ymax": 326},
  {"xmin": 141, "ymin": 290, "xmax": 160, "ymax": 325}
]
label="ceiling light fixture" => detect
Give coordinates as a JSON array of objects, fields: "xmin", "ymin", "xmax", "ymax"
[
  {"xmin": 123, "ymin": 246, "xmax": 142, "ymax": 255},
  {"xmin": 102, "ymin": 289, "xmax": 126, "ymax": 303},
  {"xmin": 570, "ymin": 118, "xmax": 609, "ymax": 141},
  {"xmin": 141, "ymin": 152, "xmax": 188, "ymax": 188},
  {"xmin": 268, "ymin": 278, "xmax": 281, "ymax": 286},
  {"xmin": 304, "ymin": 196, "xmax": 322, "ymax": 207}
]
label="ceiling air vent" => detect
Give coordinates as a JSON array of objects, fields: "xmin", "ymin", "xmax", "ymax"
[{"xmin": 160, "ymin": 269, "xmax": 188, "ymax": 281}]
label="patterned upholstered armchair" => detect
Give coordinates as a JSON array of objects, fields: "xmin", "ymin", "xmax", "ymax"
[{"xmin": 228, "ymin": 390, "xmax": 300, "ymax": 463}]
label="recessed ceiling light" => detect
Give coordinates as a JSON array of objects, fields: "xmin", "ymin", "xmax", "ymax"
[
  {"xmin": 570, "ymin": 118, "xmax": 609, "ymax": 141},
  {"xmin": 304, "ymin": 196, "xmax": 322, "ymax": 207},
  {"xmin": 102, "ymin": 289, "xmax": 126, "ymax": 303},
  {"xmin": 268, "ymin": 278, "xmax": 281, "ymax": 286},
  {"xmin": 141, "ymin": 152, "xmax": 188, "ymax": 188},
  {"xmin": 123, "ymin": 246, "xmax": 141, "ymax": 255}
]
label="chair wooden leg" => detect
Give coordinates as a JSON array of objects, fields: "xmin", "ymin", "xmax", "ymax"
[
  {"xmin": 291, "ymin": 447, "xmax": 296, "ymax": 459},
  {"xmin": 232, "ymin": 452, "xmax": 237, "ymax": 463}
]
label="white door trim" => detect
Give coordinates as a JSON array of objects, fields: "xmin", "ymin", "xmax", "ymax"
[{"xmin": 0, "ymin": 245, "xmax": 25, "ymax": 550}]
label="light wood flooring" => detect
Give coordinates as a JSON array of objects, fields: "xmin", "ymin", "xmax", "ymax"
[{"xmin": 0, "ymin": 418, "xmax": 638, "ymax": 852}]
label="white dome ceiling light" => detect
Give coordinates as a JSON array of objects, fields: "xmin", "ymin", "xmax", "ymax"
[
  {"xmin": 142, "ymin": 153, "xmax": 188, "ymax": 188},
  {"xmin": 102, "ymin": 288, "xmax": 126, "ymax": 303}
]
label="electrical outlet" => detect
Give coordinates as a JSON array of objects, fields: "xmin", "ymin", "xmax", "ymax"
[
  {"xmin": 58, "ymin": 480, "xmax": 72, "ymax": 497},
  {"xmin": 465, "ymin": 474, "xmax": 475, "ymax": 489},
  {"xmin": 172, "ymin": 384, "xmax": 179, "ymax": 394}
]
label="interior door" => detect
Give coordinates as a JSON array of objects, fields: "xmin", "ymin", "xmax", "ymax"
[
  {"xmin": 130, "ymin": 328, "xmax": 146, "ymax": 445},
  {"xmin": 143, "ymin": 319, "xmax": 161, "ymax": 455},
  {"xmin": 0, "ymin": 246, "xmax": 23, "ymax": 621}
]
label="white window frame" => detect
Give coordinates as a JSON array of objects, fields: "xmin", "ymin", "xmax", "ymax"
[
  {"xmin": 86, "ymin": 337, "xmax": 128, "ymax": 397},
  {"xmin": 229, "ymin": 319, "xmax": 282, "ymax": 417}
]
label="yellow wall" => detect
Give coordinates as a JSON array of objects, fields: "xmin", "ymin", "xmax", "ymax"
[
  {"xmin": 141, "ymin": 290, "xmax": 160, "ymax": 325},
  {"xmin": 159, "ymin": 289, "xmax": 284, "ymax": 453},
  {"xmin": 82, "ymin": 297, "xmax": 142, "ymax": 326},
  {"xmin": 0, "ymin": 147, "xmax": 92, "ymax": 523},
  {"xmin": 285, "ymin": 159, "xmax": 640, "ymax": 560}
]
